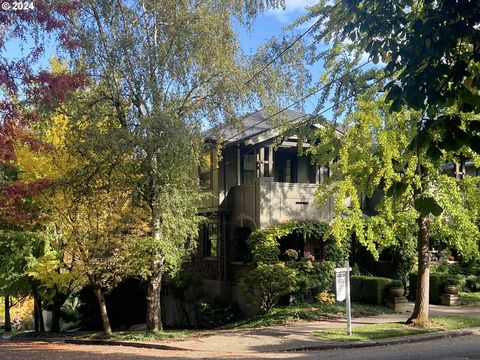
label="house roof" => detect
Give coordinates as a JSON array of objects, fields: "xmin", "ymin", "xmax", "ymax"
[{"xmin": 204, "ymin": 109, "xmax": 343, "ymax": 146}]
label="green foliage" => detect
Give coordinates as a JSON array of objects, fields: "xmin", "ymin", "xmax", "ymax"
[
  {"xmin": 465, "ymin": 276, "xmax": 480, "ymax": 293},
  {"xmin": 390, "ymin": 280, "xmax": 403, "ymax": 288},
  {"xmin": 315, "ymin": 323, "xmax": 431, "ymax": 342},
  {"xmin": 223, "ymin": 303, "xmax": 394, "ymax": 329},
  {"xmin": 283, "ymin": 249, "xmax": 298, "ymax": 261},
  {"xmin": 315, "ymin": 316, "xmax": 480, "ymax": 342},
  {"xmin": 350, "ymin": 276, "xmax": 394, "ymax": 305},
  {"xmin": 249, "ymin": 220, "xmax": 331, "ymax": 265},
  {"xmin": 409, "ymin": 273, "xmax": 466, "ymax": 304},
  {"xmin": 196, "ymin": 297, "xmax": 240, "ymax": 329},
  {"xmin": 0, "ymin": 230, "xmax": 43, "ymax": 298},
  {"xmin": 286, "ymin": 260, "xmax": 335, "ymax": 300},
  {"xmin": 459, "ymin": 292, "xmax": 480, "ymax": 306},
  {"xmin": 77, "ymin": 330, "xmax": 194, "ymax": 342},
  {"xmin": 241, "ymin": 263, "xmax": 297, "ymax": 312},
  {"xmin": 300, "ymin": 0, "xmax": 480, "ymax": 151}
]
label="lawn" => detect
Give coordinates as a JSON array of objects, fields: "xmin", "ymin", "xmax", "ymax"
[
  {"xmin": 313, "ymin": 316, "xmax": 480, "ymax": 342},
  {"xmin": 459, "ymin": 292, "xmax": 480, "ymax": 306},
  {"xmin": 76, "ymin": 330, "xmax": 195, "ymax": 342},
  {"xmin": 222, "ymin": 303, "xmax": 394, "ymax": 329}
]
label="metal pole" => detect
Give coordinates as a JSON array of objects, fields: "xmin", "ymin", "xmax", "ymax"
[{"xmin": 345, "ymin": 260, "xmax": 352, "ymax": 335}]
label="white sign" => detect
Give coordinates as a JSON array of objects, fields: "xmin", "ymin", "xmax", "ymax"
[
  {"xmin": 335, "ymin": 263, "xmax": 352, "ymax": 336},
  {"xmin": 335, "ymin": 271, "xmax": 346, "ymax": 301}
]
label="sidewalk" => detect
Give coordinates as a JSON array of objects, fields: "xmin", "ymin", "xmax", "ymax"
[
  {"xmin": 62, "ymin": 304, "xmax": 480, "ymax": 353},
  {"xmin": 144, "ymin": 303, "xmax": 480, "ymax": 353}
]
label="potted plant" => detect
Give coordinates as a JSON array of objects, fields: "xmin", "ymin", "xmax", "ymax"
[
  {"xmin": 389, "ymin": 280, "xmax": 405, "ymax": 297},
  {"xmin": 444, "ymin": 276, "xmax": 460, "ymax": 295}
]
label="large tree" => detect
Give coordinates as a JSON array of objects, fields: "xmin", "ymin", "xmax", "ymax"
[
  {"xmin": 61, "ymin": 0, "xmax": 306, "ymax": 331},
  {"xmin": 303, "ymin": 89, "xmax": 480, "ymax": 326},
  {"xmin": 295, "ymin": 0, "xmax": 480, "ymax": 326}
]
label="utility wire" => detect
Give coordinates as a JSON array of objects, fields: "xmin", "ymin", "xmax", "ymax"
[
  {"xmin": 214, "ymin": 74, "xmax": 386, "ymax": 170},
  {"xmin": 244, "ymin": 1, "xmax": 341, "ymax": 86},
  {"xmin": 198, "ymin": 1, "xmax": 342, "ymax": 124},
  {"xmin": 221, "ymin": 59, "xmax": 372, "ymax": 144}
]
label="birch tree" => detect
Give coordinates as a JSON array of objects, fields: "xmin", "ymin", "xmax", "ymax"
[{"xmin": 62, "ymin": 0, "xmax": 307, "ymax": 331}]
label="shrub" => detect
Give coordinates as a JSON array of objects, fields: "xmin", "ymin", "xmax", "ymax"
[
  {"xmin": 390, "ymin": 280, "xmax": 403, "ymax": 288},
  {"xmin": 350, "ymin": 276, "xmax": 394, "ymax": 305},
  {"xmin": 284, "ymin": 249, "xmax": 299, "ymax": 261},
  {"xmin": 249, "ymin": 220, "xmax": 332, "ymax": 265},
  {"xmin": 286, "ymin": 260, "xmax": 335, "ymax": 300},
  {"xmin": 315, "ymin": 291, "xmax": 336, "ymax": 304},
  {"xmin": 196, "ymin": 297, "xmax": 239, "ymax": 328},
  {"xmin": 241, "ymin": 263, "xmax": 297, "ymax": 313},
  {"xmin": 465, "ymin": 275, "xmax": 480, "ymax": 292},
  {"xmin": 409, "ymin": 273, "xmax": 466, "ymax": 304}
]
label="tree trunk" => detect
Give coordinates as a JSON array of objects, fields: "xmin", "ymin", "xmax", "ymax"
[
  {"xmin": 407, "ymin": 214, "xmax": 430, "ymax": 326},
  {"xmin": 4, "ymin": 295, "xmax": 12, "ymax": 332},
  {"xmin": 93, "ymin": 285, "xmax": 112, "ymax": 336},
  {"xmin": 50, "ymin": 290, "xmax": 67, "ymax": 333},
  {"xmin": 32, "ymin": 289, "xmax": 45, "ymax": 333},
  {"xmin": 146, "ymin": 265, "xmax": 163, "ymax": 331}
]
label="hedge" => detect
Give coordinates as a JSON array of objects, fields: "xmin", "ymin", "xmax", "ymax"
[
  {"xmin": 351, "ymin": 275, "xmax": 394, "ymax": 305},
  {"xmin": 409, "ymin": 273, "xmax": 466, "ymax": 304}
]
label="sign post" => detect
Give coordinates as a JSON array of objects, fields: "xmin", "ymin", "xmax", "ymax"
[{"xmin": 335, "ymin": 261, "xmax": 352, "ymax": 336}]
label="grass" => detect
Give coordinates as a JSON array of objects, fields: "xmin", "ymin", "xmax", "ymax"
[
  {"xmin": 313, "ymin": 315, "xmax": 480, "ymax": 342},
  {"xmin": 459, "ymin": 292, "xmax": 480, "ymax": 306},
  {"xmin": 222, "ymin": 303, "xmax": 394, "ymax": 329},
  {"xmin": 76, "ymin": 330, "xmax": 195, "ymax": 342}
]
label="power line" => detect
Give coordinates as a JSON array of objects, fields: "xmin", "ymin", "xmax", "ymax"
[
  {"xmin": 198, "ymin": 1, "xmax": 343, "ymax": 124},
  {"xmin": 244, "ymin": 1, "xmax": 341, "ymax": 86},
  {"xmin": 214, "ymin": 74, "xmax": 386, "ymax": 170},
  {"xmin": 221, "ymin": 59, "xmax": 372, "ymax": 144}
]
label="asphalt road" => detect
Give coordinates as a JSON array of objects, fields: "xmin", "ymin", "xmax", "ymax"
[{"xmin": 1, "ymin": 335, "xmax": 480, "ymax": 359}]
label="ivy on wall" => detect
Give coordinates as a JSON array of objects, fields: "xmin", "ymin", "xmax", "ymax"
[{"xmin": 249, "ymin": 220, "xmax": 347, "ymax": 265}]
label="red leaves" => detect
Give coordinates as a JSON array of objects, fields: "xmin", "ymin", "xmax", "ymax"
[
  {"xmin": 28, "ymin": 71, "xmax": 88, "ymax": 107},
  {"xmin": 0, "ymin": 0, "xmax": 83, "ymax": 228},
  {"xmin": 0, "ymin": 180, "xmax": 52, "ymax": 225}
]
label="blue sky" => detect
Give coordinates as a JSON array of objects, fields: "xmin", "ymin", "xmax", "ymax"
[
  {"xmin": 237, "ymin": 0, "xmax": 321, "ymax": 113},
  {"xmin": 4, "ymin": 0, "xmax": 321, "ymax": 112},
  {"xmin": 237, "ymin": 0, "xmax": 317, "ymax": 54}
]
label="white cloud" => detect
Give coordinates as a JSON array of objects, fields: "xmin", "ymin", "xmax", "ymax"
[{"xmin": 267, "ymin": 0, "xmax": 318, "ymax": 23}]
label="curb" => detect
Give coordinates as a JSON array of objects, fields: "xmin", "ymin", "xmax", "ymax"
[
  {"xmin": 282, "ymin": 328, "xmax": 480, "ymax": 352},
  {"xmin": 64, "ymin": 338, "xmax": 191, "ymax": 351}
]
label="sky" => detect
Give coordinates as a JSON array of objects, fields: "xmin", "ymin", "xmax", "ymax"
[
  {"xmin": 237, "ymin": 0, "xmax": 322, "ymax": 113},
  {"xmin": 3, "ymin": 0, "xmax": 322, "ymax": 113}
]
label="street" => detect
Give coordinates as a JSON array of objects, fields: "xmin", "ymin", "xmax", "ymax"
[{"xmin": 1, "ymin": 335, "xmax": 480, "ymax": 360}]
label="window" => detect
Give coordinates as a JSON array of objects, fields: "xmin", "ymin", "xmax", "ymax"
[
  {"xmin": 263, "ymin": 147, "xmax": 270, "ymax": 177},
  {"xmin": 276, "ymin": 152, "xmax": 297, "ymax": 183},
  {"xmin": 242, "ymin": 153, "xmax": 256, "ymax": 184},
  {"xmin": 308, "ymin": 163, "xmax": 317, "ymax": 184},
  {"xmin": 200, "ymin": 220, "xmax": 217, "ymax": 257},
  {"xmin": 199, "ymin": 152, "xmax": 213, "ymax": 190}
]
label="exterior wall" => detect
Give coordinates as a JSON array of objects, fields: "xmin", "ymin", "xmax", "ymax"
[
  {"xmin": 296, "ymin": 156, "xmax": 311, "ymax": 183},
  {"xmin": 228, "ymin": 177, "xmax": 332, "ymax": 230}
]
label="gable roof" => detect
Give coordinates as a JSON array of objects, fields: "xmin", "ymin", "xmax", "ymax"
[{"xmin": 205, "ymin": 109, "xmax": 343, "ymax": 146}]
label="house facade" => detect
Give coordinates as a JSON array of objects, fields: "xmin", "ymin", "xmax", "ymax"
[{"xmin": 187, "ymin": 109, "xmax": 344, "ymax": 313}]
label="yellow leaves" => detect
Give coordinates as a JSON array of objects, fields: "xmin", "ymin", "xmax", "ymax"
[
  {"xmin": 45, "ymin": 114, "xmax": 69, "ymax": 148},
  {"xmin": 15, "ymin": 113, "xmax": 82, "ymax": 183},
  {"xmin": 15, "ymin": 141, "xmax": 80, "ymax": 183},
  {"xmin": 49, "ymin": 56, "xmax": 69, "ymax": 75}
]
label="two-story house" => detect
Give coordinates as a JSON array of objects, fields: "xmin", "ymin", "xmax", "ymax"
[{"xmin": 187, "ymin": 109, "xmax": 344, "ymax": 312}]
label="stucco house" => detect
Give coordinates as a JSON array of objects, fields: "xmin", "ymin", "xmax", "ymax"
[{"xmin": 185, "ymin": 109, "xmax": 344, "ymax": 312}]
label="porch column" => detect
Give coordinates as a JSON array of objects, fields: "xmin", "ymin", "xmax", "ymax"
[
  {"xmin": 259, "ymin": 147, "xmax": 264, "ymax": 177},
  {"xmin": 236, "ymin": 144, "xmax": 241, "ymax": 185},
  {"xmin": 268, "ymin": 146, "xmax": 274, "ymax": 179},
  {"xmin": 319, "ymin": 164, "xmax": 325, "ymax": 184}
]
